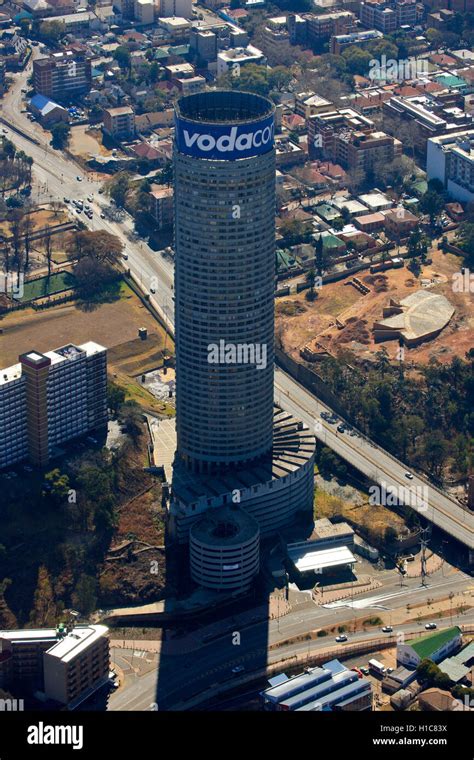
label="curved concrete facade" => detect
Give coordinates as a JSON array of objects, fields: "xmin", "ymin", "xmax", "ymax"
[
  {"xmin": 190, "ymin": 506, "xmax": 260, "ymax": 591},
  {"xmin": 174, "ymin": 91, "xmax": 276, "ymax": 474}
]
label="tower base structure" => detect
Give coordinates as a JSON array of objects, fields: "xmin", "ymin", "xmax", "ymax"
[{"xmin": 159, "ymin": 410, "xmax": 316, "ymax": 566}]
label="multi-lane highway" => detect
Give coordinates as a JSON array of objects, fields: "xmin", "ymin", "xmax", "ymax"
[{"xmin": 2, "ymin": 60, "xmax": 473, "ymax": 553}]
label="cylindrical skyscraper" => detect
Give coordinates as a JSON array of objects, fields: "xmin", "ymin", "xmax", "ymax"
[{"xmin": 174, "ymin": 91, "xmax": 276, "ymax": 474}]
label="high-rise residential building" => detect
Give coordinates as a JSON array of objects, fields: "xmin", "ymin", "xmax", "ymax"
[
  {"xmin": 306, "ymin": 10, "xmax": 355, "ymax": 41},
  {"xmin": 102, "ymin": 106, "xmax": 136, "ymax": 140},
  {"xmin": 427, "ymin": 130, "xmax": 474, "ymax": 202},
  {"xmin": 0, "ymin": 342, "xmax": 107, "ymax": 470},
  {"xmin": 165, "ymin": 91, "xmax": 316, "ymax": 588},
  {"xmin": 308, "ymin": 107, "xmax": 402, "ymax": 171},
  {"xmin": 190, "ymin": 29, "xmax": 218, "ymax": 62},
  {"xmin": 149, "ymin": 185, "xmax": 173, "ymax": 229},
  {"xmin": 33, "ymin": 51, "xmax": 92, "ymax": 103},
  {"xmin": 383, "ymin": 94, "xmax": 473, "ymax": 156},
  {"xmin": 359, "ymin": 0, "xmax": 417, "ymax": 32},
  {"xmin": 0, "ymin": 624, "xmax": 109, "ymax": 708},
  {"xmin": 134, "ymin": 0, "xmax": 154, "ymax": 23},
  {"xmin": 157, "ymin": 0, "xmax": 193, "ymax": 18}
]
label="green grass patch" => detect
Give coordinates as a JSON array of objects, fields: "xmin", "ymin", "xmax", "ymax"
[{"xmin": 20, "ymin": 272, "xmax": 76, "ymax": 302}]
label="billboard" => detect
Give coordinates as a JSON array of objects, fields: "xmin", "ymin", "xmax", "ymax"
[{"xmin": 175, "ymin": 112, "xmax": 274, "ymax": 161}]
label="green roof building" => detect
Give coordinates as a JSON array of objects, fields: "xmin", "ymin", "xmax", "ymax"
[{"xmin": 397, "ymin": 626, "xmax": 462, "ymax": 668}]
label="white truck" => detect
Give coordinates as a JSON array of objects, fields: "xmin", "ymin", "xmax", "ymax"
[{"xmin": 368, "ymin": 658, "xmax": 386, "ymax": 676}]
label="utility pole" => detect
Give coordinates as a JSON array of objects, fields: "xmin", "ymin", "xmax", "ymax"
[{"xmin": 420, "ymin": 527, "xmax": 430, "ymax": 587}]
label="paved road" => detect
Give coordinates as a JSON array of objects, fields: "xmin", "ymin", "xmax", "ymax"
[
  {"xmin": 3, "ymin": 61, "xmax": 473, "ymax": 551},
  {"xmin": 274, "ymin": 369, "xmax": 474, "ymax": 550},
  {"xmin": 105, "ymin": 567, "xmax": 473, "ymax": 710}
]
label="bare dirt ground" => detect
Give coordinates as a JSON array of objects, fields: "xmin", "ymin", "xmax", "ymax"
[
  {"xmin": 276, "ymin": 249, "xmax": 473, "ymax": 365},
  {"xmin": 68, "ymin": 125, "xmax": 113, "ymax": 159}
]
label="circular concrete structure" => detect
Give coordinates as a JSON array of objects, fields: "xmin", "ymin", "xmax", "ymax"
[
  {"xmin": 190, "ymin": 506, "xmax": 260, "ymax": 591},
  {"xmin": 174, "ymin": 91, "xmax": 276, "ymax": 475}
]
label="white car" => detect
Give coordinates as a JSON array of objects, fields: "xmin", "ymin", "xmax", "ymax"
[
  {"xmin": 77, "ymin": 175, "xmax": 83, "ymax": 181},
  {"xmin": 425, "ymin": 623, "xmax": 437, "ymax": 630},
  {"xmin": 335, "ymin": 634, "xmax": 347, "ymax": 643},
  {"xmin": 404, "ymin": 472, "xmax": 414, "ymax": 480},
  {"xmin": 100, "ymin": 213, "xmax": 106, "ymax": 219}
]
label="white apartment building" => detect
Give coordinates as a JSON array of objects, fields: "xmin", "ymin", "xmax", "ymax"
[
  {"xmin": 0, "ymin": 342, "xmax": 107, "ymax": 469},
  {"xmin": 216, "ymin": 45, "xmax": 266, "ymax": 77},
  {"xmin": 134, "ymin": 0, "xmax": 154, "ymax": 23},
  {"xmin": 0, "ymin": 624, "xmax": 110, "ymax": 708},
  {"xmin": 427, "ymin": 130, "xmax": 474, "ymax": 202}
]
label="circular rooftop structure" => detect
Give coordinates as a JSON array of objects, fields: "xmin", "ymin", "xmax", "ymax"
[
  {"xmin": 175, "ymin": 90, "xmax": 274, "ymax": 125},
  {"xmin": 190, "ymin": 506, "xmax": 260, "ymax": 591}
]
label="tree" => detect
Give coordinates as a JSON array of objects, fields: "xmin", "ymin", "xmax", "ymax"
[
  {"xmin": 107, "ymin": 172, "xmax": 131, "ymax": 208},
  {"xmin": 43, "ymin": 227, "xmax": 54, "ymax": 278},
  {"xmin": 119, "ymin": 401, "xmax": 143, "ymax": 444},
  {"xmin": 268, "ymin": 66, "xmax": 293, "ymax": 92},
  {"xmin": 342, "ymin": 46, "xmax": 372, "ymax": 76},
  {"xmin": 114, "ymin": 46, "xmax": 131, "ymax": 73},
  {"xmin": 30, "ymin": 566, "xmax": 57, "ymax": 626},
  {"xmin": 51, "ymin": 122, "xmax": 70, "ymax": 150},
  {"xmin": 0, "ymin": 579, "xmax": 18, "ymax": 629},
  {"xmin": 420, "ymin": 190, "xmax": 444, "ymax": 228},
  {"xmin": 72, "ymin": 574, "xmax": 97, "ymax": 616},
  {"xmin": 305, "ymin": 268, "xmax": 318, "ymax": 301},
  {"xmin": 108, "ymin": 381, "xmax": 126, "ymax": 415},
  {"xmin": 74, "ymin": 229, "xmax": 123, "ymax": 265},
  {"xmin": 456, "ymin": 222, "xmax": 474, "ymax": 267},
  {"xmin": 38, "ymin": 19, "xmax": 66, "ymax": 44},
  {"xmin": 44, "ymin": 468, "xmax": 70, "ymax": 501}
]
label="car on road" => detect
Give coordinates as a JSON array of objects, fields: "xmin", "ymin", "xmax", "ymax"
[
  {"xmin": 337, "ymin": 424, "xmax": 346, "ymax": 433},
  {"xmin": 63, "ymin": 197, "xmax": 70, "ymax": 203},
  {"xmin": 360, "ymin": 666, "xmax": 369, "ymax": 675},
  {"xmin": 382, "ymin": 626, "xmax": 393, "ymax": 633},
  {"xmin": 150, "ymin": 287, "xmax": 155, "ymax": 293},
  {"xmin": 335, "ymin": 634, "xmax": 347, "ymax": 643},
  {"xmin": 87, "ymin": 195, "xmax": 93, "ymax": 202},
  {"xmin": 425, "ymin": 623, "xmax": 437, "ymax": 630},
  {"xmin": 320, "ymin": 411, "xmax": 330, "ymax": 420},
  {"xmin": 404, "ymin": 472, "xmax": 414, "ymax": 479},
  {"xmin": 77, "ymin": 175, "xmax": 83, "ymax": 181},
  {"xmin": 98, "ymin": 188, "xmax": 104, "ymax": 194},
  {"xmin": 76, "ymin": 208, "xmax": 82, "ymax": 214},
  {"xmin": 231, "ymin": 665, "xmax": 245, "ymax": 674},
  {"xmin": 122, "ymin": 254, "xmax": 129, "ymax": 260},
  {"xmin": 100, "ymin": 213, "xmax": 106, "ymax": 219}
]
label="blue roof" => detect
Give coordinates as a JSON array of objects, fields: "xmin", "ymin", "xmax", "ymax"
[
  {"xmin": 30, "ymin": 93, "xmax": 63, "ymax": 116},
  {"xmin": 30, "ymin": 93, "xmax": 51, "ymax": 110}
]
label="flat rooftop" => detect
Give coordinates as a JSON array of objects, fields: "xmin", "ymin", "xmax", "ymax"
[{"xmin": 288, "ymin": 544, "xmax": 357, "ymax": 574}]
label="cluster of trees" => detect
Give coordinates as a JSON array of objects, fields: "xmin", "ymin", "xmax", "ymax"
[
  {"xmin": 425, "ymin": 11, "xmax": 474, "ymax": 50},
  {"xmin": 416, "ymin": 658, "xmax": 452, "ymax": 691},
  {"xmin": 456, "ymin": 203, "xmax": 474, "ymax": 268},
  {"xmin": 51, "ymin": 122, "xmax": 71, "ymax": 150},
  {"xmin": 216, "ymin": 63, "xmax": 293, "ymax": 98},
  {"xmin": 0, "ymin": 138, "xmax": 33, "ymax": 197},
  {"xmin": 32, "ymin": 19, "xmax": 66, "ymax": 46},
  {"xmin": 72, "ymin": 229, "xmax": 123, "ymax": 298},
  {"xmin": 315, "ymin": 349, "xmax": 474, "ymax": 481}
]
